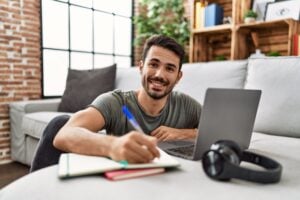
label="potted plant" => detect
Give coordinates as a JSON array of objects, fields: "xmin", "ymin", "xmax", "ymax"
[
  {"xmin": 214, "ymin": 55, "xmax": 227, "ymax": 61},
  {"xmin": 267, "ymin": 51, "xmax": 281, "ymax": 57},
  {"xmin": 244, "ymin": 10, "xmax": 258, "ymax": 23}
]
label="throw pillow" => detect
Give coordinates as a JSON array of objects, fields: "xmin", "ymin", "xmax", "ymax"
[{"xmin": 58, "ymin": 64, "xmax": 116, "ymax": 113}]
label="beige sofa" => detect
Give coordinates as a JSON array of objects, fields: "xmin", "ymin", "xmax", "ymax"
[{"xmin": 9, "ymin": 57, "xmax": 300, "ymax": 174}]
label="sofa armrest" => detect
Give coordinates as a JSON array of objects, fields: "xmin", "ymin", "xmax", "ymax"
[
  {"xmin": 9, "ymin": 98, "xmax": 61, "ymax": 113},
  {"xmin": 9, "ymin": 98, "xmax": 61, "ymax": 164}
]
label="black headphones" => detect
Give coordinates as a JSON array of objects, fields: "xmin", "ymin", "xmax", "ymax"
[{"xmin": 202, "ymin": 140, "xmax": 282, "ymax": 184}]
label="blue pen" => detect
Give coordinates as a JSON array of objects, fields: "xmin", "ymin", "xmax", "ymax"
[
  {"xmin": 122, "ymin": 105, "xmax": 160, "ymax": 159},
  {"xmin": 122, "ymin": 105, "xmax": 144, "ymax": 133}
]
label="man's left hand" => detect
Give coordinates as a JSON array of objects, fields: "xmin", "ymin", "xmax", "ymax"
[{"xmin": 150, "ymin": 126, "xmax": 197, "ymax": 141}]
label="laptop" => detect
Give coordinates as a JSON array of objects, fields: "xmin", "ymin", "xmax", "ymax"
[{"xmin": 158, "ymin": 88, "xmax": 261, "ymax": 160}]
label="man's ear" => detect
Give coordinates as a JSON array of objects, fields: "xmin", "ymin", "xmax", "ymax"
[
  {"xmin": 176, "ymin": 71, "xmax": 183, "ymax": 84},
  {"xmin": 139, "ymin": 60, "xmax": 144, "ymax": 74}
]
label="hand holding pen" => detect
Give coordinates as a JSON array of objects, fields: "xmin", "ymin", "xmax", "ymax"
[
  {"xmin": 119, "ymin": 106, "xmax": 160, "ymax": 160},
  {"xmin": 107, "ymin": 106, "xmax": 160, "ymax": 163}
]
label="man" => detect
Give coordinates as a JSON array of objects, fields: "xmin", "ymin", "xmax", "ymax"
[{"xmin": 31, "ymin": 35, "xmax": 201, "ymax": 172}]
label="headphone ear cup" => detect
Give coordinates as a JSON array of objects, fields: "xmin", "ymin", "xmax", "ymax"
[
  {"xmin": 202, "ymin": 150, "xmax": 226, "ymax": 180},
  {"xmin": 202, "ymin": 140, "xmax": 242, "ymax": 181},
  {"xmin": 215, "ymin": 140, "xmax": 242, "ymax": 157},
  {"xmin": 213, "ymin": 140, "xmax": 242, "ymax": 165}
]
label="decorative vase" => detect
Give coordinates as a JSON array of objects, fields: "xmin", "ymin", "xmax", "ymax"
[{"xmin": 244, "ymin": 17, "xmax": 256, "ymax": 24}]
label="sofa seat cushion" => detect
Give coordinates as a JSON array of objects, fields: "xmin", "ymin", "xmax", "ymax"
[
  {"xmin": 245, "ymin": 57, "xmax": 300, "ymax": 137},
  {"xmin": 22, "ymin": 112, "xmax": 71, "ymax": 139},
  {"xmin": 176, "ymin": 60, "xmax": 248, "ymax": 104},
  {"xmin": 250, "ymin": 132, "xmax": 300, "ymax": 184}
]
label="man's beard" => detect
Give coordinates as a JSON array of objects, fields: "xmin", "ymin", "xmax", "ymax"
[{"xmin": 142, "ymin": 76, "xmax": 174, "ymax": 100}]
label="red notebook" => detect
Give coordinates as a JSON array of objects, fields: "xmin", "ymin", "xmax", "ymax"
[{"xmin": 104, "ymin": 168, "xmax": 165, "ymax": 181}]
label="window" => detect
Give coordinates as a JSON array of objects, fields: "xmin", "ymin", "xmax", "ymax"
[{"xmin": 41, "ymin": 0, "xmax": 133, "ymax": 97}]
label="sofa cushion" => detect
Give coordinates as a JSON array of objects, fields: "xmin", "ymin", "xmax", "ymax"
[
  {"xmin": 250, "ymin": 132, "xmax": 300, "ymax": 182},
  {"xmin": 58, "ymin": 64, "xmax": 116, "ymax": 112},
  {"xmin": 176, "ymin": 60, "xmax": 248, "ymax": 104},
  {"xmin": 245, "ymin": 57, "xmax": 300, "ymax": 138},
  {"xmin": 22, "ymin": 112, "xmax": 71, "ymax": 139},
  {"xmin": 114, "ymin": 61, "xmax": 248, "ymax": 104}
]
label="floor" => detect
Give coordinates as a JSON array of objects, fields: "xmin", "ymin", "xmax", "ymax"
[{"xmin": 0, "ymin": 162, "xmax": 30, "ymax": 189}]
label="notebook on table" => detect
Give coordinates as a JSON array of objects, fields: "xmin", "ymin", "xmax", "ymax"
[
  {"xmin": 158, "ymin": 88, "xmax": 261, "ymax": 161},
  {"xmin": 58, "ymin": 148, "xmax": 179, "ymax": 179},
  {"xmin": 104, "ymin": 168, "xmax": 165, "ymax": 181}
]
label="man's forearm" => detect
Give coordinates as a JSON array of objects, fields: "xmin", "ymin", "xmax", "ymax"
[
  {"xmin": 178, "ymin": 128, "xmax": 198, "ymax": 139},
  {"xmin": 151, "ymin": 126, "xmax": 198, "ymax": 141},
  {"xmin": 53, "ymin": 127, "xmax": 115, "ymax": 157}
]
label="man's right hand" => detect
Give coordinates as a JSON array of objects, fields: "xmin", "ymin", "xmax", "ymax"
[{"xmin": 108, "ymin": 131, "xmax": 160, "ymax": 163}]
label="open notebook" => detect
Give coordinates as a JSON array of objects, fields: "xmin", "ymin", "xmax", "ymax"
[{"xmin": 58, "ymin": 149, "xmax": 180, "ymax": 179}]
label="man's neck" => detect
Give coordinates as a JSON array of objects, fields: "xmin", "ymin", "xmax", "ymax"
[{"xmin": 135, "ymin": 89, "xmax": 169, "ymax": 116}]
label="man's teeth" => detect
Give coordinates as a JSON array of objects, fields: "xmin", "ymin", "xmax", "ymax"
[{"xmin": 152, "ymin": 82, "xmax": 163, "ymax": 86}]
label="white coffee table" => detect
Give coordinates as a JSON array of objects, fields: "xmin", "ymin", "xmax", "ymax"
[{"xmin": 1, "ymin": 153, "xmax": 299, "ymax": 200}]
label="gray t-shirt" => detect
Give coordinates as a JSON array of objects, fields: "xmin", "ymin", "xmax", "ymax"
[{"xmin": 91, "ymin": 90, "xmax": 201, "ymax": 136}]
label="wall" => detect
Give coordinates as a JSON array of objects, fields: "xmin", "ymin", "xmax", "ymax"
[{"xmin": 0, "ymin": 0, "xmax": 41, "ymax": 164}]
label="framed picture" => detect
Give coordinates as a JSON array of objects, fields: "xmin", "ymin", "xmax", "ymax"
[
  {"xmin": 265, "ymin": 0, "xmax": 300, "ymax": 21},
  {"xmin": 251, "ymin": 0, "xmax": 275, "ymax": 21}
]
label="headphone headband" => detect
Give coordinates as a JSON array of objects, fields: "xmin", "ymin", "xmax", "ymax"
[{"xmin": 224, "ymin": 151, "xmax": 282, "ymax": 183}]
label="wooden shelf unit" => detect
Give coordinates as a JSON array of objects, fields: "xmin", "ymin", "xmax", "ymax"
[{"xmin": 190, "ymin": 0, "xmax": 300, "ymax": 62}]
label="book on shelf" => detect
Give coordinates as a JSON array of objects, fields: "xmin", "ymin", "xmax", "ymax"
[
  {"xmin": 293, "ymin": 34, "xmax": 300, "ymax": 56},
  {"xmin": 58, "ymin": 149, "xmax": 180, "ymax": 179},
  {"xmin": 104, "ymin": 168, "xmax": 165, "ymax": 181},
  {"xmin": 195, "ymin": 1, "xmax": 206, "ymax": 29},
  {"xmin": 204, "ymin": 3, "xmax": 223, "ymax": 27}
]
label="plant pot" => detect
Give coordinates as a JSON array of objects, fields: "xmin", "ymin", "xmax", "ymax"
[{"xmin": 244, "ymin": 17, "xmax": 256, "ymax": 24}]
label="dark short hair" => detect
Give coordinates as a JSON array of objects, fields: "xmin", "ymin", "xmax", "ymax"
[{"xmin": 141, "ymin": 35, "xmax": 185, "ymax": 71}]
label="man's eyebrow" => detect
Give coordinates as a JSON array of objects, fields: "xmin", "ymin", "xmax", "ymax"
[
  {"xmin": 149, "ymin": 58, "xmax": 160, "ymax": 62},
  {"xmin": 149, "ymin": 58, "xmax": 178, "ymax": 69},
  {"xmin": 166, "ymin": 63, "xmax": 177, "ymax": 69}
]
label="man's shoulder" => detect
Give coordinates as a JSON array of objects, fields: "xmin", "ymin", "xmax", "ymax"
[
  {"xmin": 92, "ymin": 90, "xmax": 134, "ymax": 105},
  {"xmin": 171, "ymin": 91, "xmax": 193, "ymax": 100},
  {"xmin": 98, "ymin": 89, "xmax": 133, "ymax": 98},
  {"xmin": 170, "ymin": 91, "xmax": 201, "ymax": 107},
  {"xmin": 111, "ymin": 89, "xmax": 135, "ymax": 100},
  {"xmin": 112, "ymin": 89, "xmax": 133, "ymax": 95}
]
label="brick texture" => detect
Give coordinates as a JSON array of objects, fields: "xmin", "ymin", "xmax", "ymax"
[{"xmin": 0, "ymin": 0, "xmax": 41, "ymax": 164}]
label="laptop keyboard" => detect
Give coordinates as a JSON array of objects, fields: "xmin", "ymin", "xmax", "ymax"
[{"xmin": 166, "ymin": 145, "xmax": 195, "ymax": 158}]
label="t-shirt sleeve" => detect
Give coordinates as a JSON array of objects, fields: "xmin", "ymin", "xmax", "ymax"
[{"xmin": 89, "ymin": 90, "xmax": 123, "ymax": 130}]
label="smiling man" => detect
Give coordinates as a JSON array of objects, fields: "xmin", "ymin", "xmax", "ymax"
[{"xmin": 31, "ymin": 35, "xmax": 201, "ymax": 172}]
